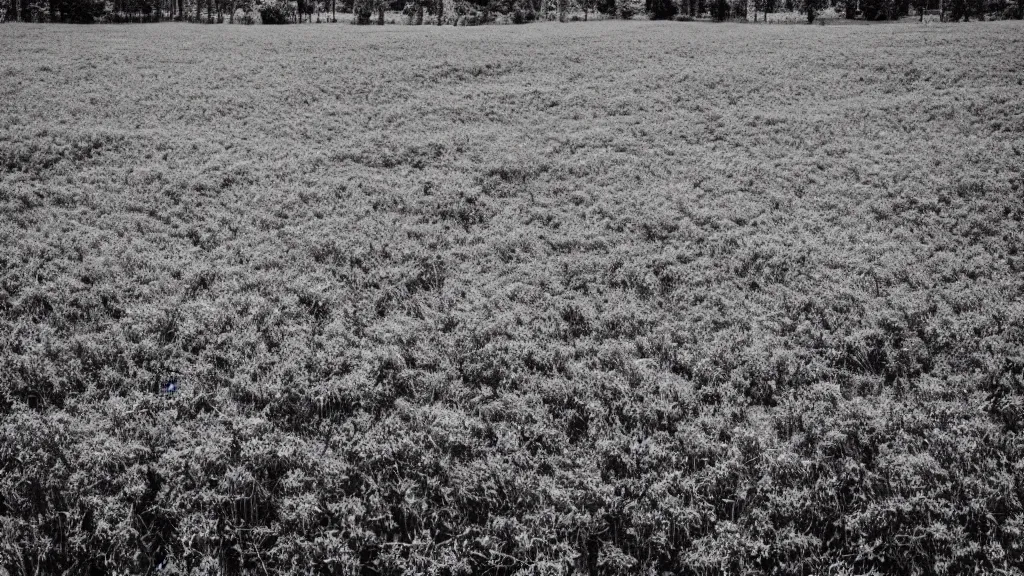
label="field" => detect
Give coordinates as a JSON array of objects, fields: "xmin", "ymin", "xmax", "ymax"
[{"xmin": 3, "ymin": 20, "xmax": 1024, "ymax": 575}]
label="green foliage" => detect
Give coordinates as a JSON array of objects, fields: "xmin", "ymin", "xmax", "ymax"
[
  {"xmin": 2, "ymin": 21, "xmax": 1024, "ymax": 576},
  {"xmin": 860, "ymin": 0, "xmax": 883, "ymax": 18},
  {"xmin": 58, "ymin": 0, "xmax": 106, "ymax": 21},
  {"xmin": 616, "ymin": 0, "xmax": 637, "ymax": 16},
  {"xmin": 259, "ymin": 4, "xmax": 290, "ymax": 21},
  {"xmin": 645, "ymin": 0, "xmax": 676, "ymax": 18}
]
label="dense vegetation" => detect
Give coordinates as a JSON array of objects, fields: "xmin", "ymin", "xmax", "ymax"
[
  {"xmin": 3, "ymin": 20, "xmax": 1024, "ymax": 576},
  {"xmin": 3, "ymin": 0, "xmax": 1022, "ymax": 25}
]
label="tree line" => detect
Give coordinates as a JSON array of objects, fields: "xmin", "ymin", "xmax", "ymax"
[{"xmin": 1, "ymin": 0, "xmax": 1020, "ymax": 23}]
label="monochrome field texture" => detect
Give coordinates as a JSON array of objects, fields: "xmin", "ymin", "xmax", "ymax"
[{"xmin": 2, "ymin": 21, "xmax": 1024, "ymax": 575}]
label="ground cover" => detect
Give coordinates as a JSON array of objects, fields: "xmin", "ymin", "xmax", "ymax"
[{"xmin": 2, "ymin": 20, "xmax": 1024, "ymax": 575}]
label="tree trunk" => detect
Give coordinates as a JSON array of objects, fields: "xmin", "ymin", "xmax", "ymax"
[
  {"xmin": 376, "ymin": 4, "xmax": 383, "ymax": 23},
  {"xmin": 196, "ymin": 0, "xmax": 201, "ymax": 21},
  {"xmin": 333, "ymin": 0, "xmax": 336, "ymax": 21},
  {"xmin": 415, "ymin": 1, "xmax": 423, "ymax": 22}
]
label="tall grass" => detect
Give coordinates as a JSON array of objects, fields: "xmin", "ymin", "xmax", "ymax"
[{"xmin": 2, "ymin": 20, "xmax": 1024, "ymax": 575}]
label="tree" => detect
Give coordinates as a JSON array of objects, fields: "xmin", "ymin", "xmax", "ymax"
[
  {"xmin": 709, "ymin": 0, "xmax": 729, "ymax": 18},
  {"xmin": 646, "ymin": 0, "xmax": 676, "ymax": 18},
  {"xmin": 353, "ymin": 0, "xmax": 374, "ymax": 22},
  {"xmin": 54, "ymin": 0, "xmax": 104, "ymax": 20},
  {"xmin": 946, "ymin": 0, "xmax": 966, "ymax": 19},
  {"xmin": 260, "ymin": 2, "xmax": 290, "ymax": 21},
  {"xmin": 595, "ymin": 0, "xmax": 615, "ymax": 15}
]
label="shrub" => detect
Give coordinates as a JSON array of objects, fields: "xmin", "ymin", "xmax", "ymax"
[
  {"xmin": 260, "ymin": 5, "xmax": 289, "ymax": 22},
  {"xmin": 860, "ymin": 0, "xmax": 883, "ymax": 18},
  {"xmin": 61, "ymin": 0, "xmax": 106, "ymax": 22},
  {"xmin": 709, "ymin": 0, "xmax": 730, "ymax": 18},
  {"xmin": 646, "ymin": 0, "xmax": 677, "ymax": 18}
]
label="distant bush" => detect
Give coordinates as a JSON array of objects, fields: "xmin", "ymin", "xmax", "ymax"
[
  {"xmin": 646, "ymin": 0, "xmax": 677, "ymax": 18},
  {"xmin": 709, "ymin": 0, "xmax": 730, "ymax": 18},
  {"xmin": 945, "ymin": 0, "xmax": 968, "ymax": 17},
  {"xmin": 259, "ymin": 5, "xmax": 289, "ymax": 22},
  {"xmin": 61, "ymin": 0, "xmax": 106, "ymax": 22},
  {"xmin": 860, "ymin": 0, "xmax": 884, "ymax": 18}
]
